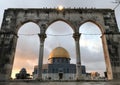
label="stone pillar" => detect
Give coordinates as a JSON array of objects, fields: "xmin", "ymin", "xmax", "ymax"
[
  {"xmin": 73, "ymin": 32, "xmax": 82, "ymax": 80},
  {"xmin": 0, "ymin": 32, "xmax": 18, "ymax": 80},
  {"xmin": 101, "ymin": 34, "xmax": 113, "ymax": 80},
  {"xmin": 37, "ymin": 33, "xmax": 46, "ymax": 80}
]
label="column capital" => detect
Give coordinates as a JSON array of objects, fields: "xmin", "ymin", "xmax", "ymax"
[
  {"xmin": 40, "ymin": 24, "xmax": 47, "ymax": 33},
  {"xmin": 73, "ymin": 32, "xmax": 81, "ymax": 41},
  {"xmin": 38, "ymin": 33, "xmax": 47, "ymax": 43}
]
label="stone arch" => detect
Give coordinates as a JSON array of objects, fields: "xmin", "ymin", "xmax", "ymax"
[
  {"xmin": 16, "ymin": 20, "xmax": 40, "ymax": 33},
  {"xmin": 46, "ymin": 19, "xmax": 76, "ymax": 32},
  {"xmin": 79, "ymin": 20, "xmax": 105, "ymax": 34},
  {"xmin": 45, "ymin": 20, "xmax": 75, "ymax": 61},
  {"xmin": 79, "ymin": 21, "xmax": 113, "ymax": 80},
  {"xmin": 11, "ymin": 22, "xmax": 40, "ymax": 78},
  {"xmin": 0, "ymin": 8, "xmax": 120, "ymax": 80}
]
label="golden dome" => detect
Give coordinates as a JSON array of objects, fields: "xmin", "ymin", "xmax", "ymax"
[{"xmin": 49, "ymin": 47, "xmax": 70, "ymax": 59}]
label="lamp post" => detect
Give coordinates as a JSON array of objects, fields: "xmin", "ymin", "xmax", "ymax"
[{"xmin": 113, "ymin": 0, "xmax": 120, "ymax": 10}]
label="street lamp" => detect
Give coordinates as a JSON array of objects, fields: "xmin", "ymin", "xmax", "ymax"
[
  {"xmin": 57, "ymin": 5, "xmax": 64, "ymax": 11},
  {"xmin": 113, "ymin": 0, "xmax": 120, "ymax": 10}
]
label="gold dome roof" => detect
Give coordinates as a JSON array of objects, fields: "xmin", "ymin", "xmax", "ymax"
[{"xmin": 49, "ymin": 47, "xmax": 70, "ymax": 59}]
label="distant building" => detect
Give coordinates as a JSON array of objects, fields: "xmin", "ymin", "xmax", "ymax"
[
  {"xmin": 91, "ymin": 72, "xmax": 100, "ymax": 80},
  {"xmin": 16, "ymin": 68, "xmax": 31, "ymax": 79},
  {"xmin": 33, "ymin": 47, "xmax": 86, "ymax": 80},
  {"xmin": 86, "ymin": 73, "xmax": 91, "ymax": 80}
]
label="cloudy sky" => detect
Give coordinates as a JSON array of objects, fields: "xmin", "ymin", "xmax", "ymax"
[{"xmin": 0, "ymin": 0, "xmax": 120, "ymax": 78}]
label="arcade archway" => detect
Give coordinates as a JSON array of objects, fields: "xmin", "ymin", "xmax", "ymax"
[
  {"xmin": 79, "ymin": 21, "xmax": 106, "ymax": 79},
  {"xmin": 0, "ymin": 8, "xmax": 120, "ymax": 80},
  {"xmin": 45, "ymin": 20, "xmax": 75, "ymax": 64},
  {"xmin": 11, "ymin": 22, "xmax": 40, "ymax": 78}
]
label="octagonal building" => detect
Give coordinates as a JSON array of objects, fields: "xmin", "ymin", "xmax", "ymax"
[{"xmin": 33, "ymin": 47, "xmax": 86, "ymax": 80}]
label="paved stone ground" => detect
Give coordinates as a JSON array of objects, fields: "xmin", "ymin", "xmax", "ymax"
[{"xmin": 0, "ymin": 80, "xmax": 120, "ymax": 85}]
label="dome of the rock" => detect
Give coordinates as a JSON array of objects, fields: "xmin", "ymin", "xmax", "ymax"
[{"xmin": 49, "ymin": 47, "xmax": 70, "ymax": 59}]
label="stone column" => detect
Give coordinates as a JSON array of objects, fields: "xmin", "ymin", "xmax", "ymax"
[
  {"xmin": 73, "ymin": 32, "xmax": 82, "ymax": 80},
  {"xmin": 101, "ymin": 34, "xmax": 113, "ymax": 80},
  {"xmin": 37, "ymin": 33, "xmax": 46, "ymax": 80}
]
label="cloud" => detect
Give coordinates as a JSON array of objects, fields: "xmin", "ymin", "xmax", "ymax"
[
  {"xmin": 81, "ymin": 46, "xmax": 104, "ymax": 62},
  {"xmin": 80, "ymin": 44, "xmax": 106, "ymax": 74},
  {"xmin": 80, "ymin": 37, "xmax": 103, "ymax": 53}
]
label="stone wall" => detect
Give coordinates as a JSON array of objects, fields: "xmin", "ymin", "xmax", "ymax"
[{"xmin": 0, "ymin": 8, "xmax": 120, "ymax": 80}]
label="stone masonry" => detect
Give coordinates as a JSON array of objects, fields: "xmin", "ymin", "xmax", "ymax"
[{"xmin": 0, "ymin": 8, "xmax": 120, "ymax": 80}]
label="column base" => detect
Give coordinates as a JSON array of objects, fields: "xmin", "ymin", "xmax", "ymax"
[
  {"xmin": 0, "ymin": 74, "xmax": 10, "ymax": 81},
  {"xmin": 35, "ymin": 77, "xmax": 42, "ymax": 81},
  {"xmin": 76, "ymin": 76, "xmax": 84, "ymax": 80}
]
